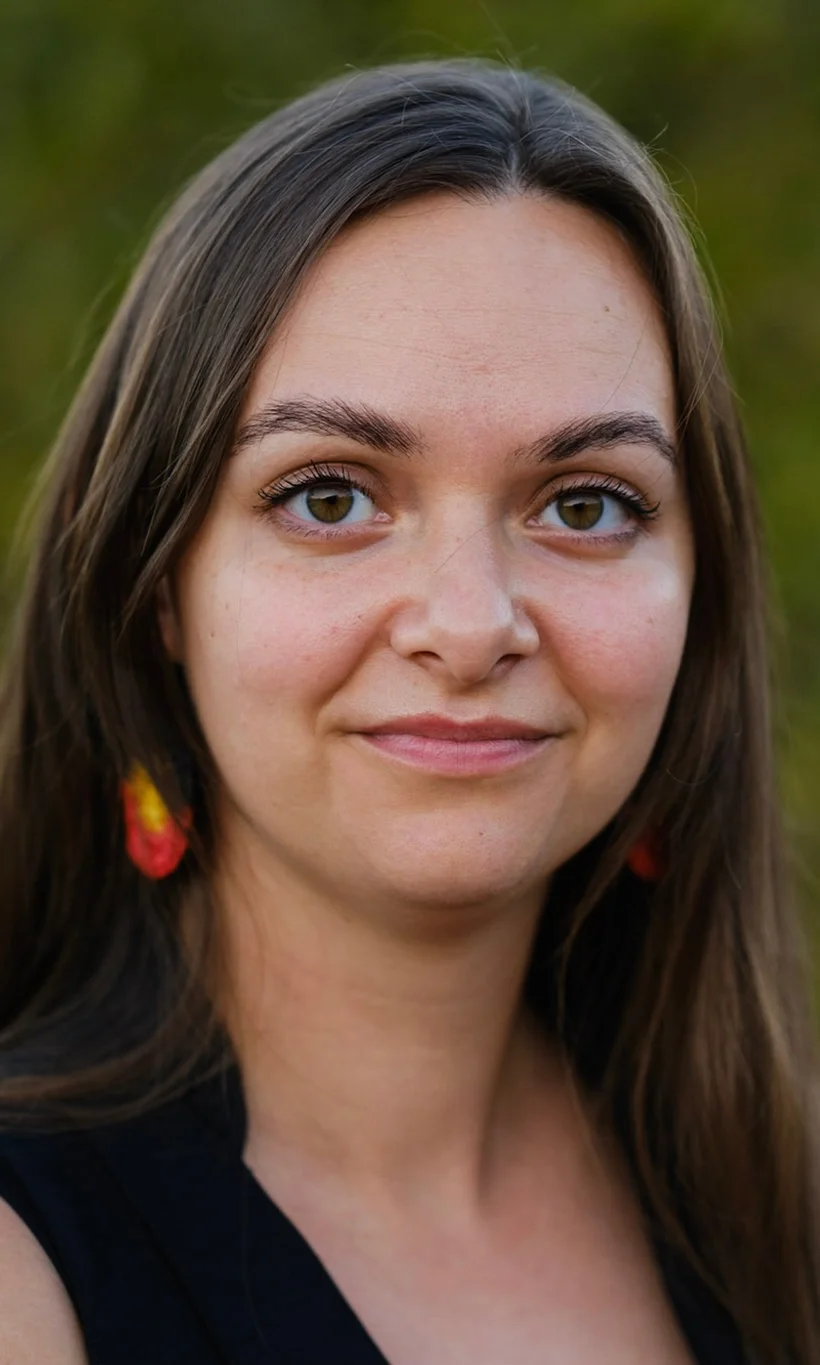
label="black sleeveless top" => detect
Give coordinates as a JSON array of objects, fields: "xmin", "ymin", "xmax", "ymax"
[{"xmin": 0, "ymin": 1065, "xmax": 748, "ymax": 1364}]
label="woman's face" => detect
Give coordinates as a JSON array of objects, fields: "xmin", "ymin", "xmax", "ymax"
[{"xmin": 166, "ymin": 193, "xmax": 694, "ymax": 913}]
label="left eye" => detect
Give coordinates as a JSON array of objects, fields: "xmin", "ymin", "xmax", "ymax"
[
  {"xmin": 285, "ymin": 482, "xmax": 376, "ymax": 525},
  {"xmin": 536, "ymin": 490, "xmax": 631, "ymax": 533}
]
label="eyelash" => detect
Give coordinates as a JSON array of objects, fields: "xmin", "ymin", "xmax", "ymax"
[
  {"xmin": 255, "ymin": 462, "xmax": 661, "ymax": 540},
  {"xmin": 257, "ymin": 462, "xmax": 374, "ymax": 505}
]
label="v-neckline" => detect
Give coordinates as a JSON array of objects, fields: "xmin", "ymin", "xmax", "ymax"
[
  {"xmin": 91, "ymin": 1063, "xmax": 389, "ymax": 1364},
  {"xmin": 90, "ymin": 1062, "xmax": 747, "ymax": 1365},
  {"xmin": 199, "ymin": 1060, "xmax": 391, "ymax": 1363}
]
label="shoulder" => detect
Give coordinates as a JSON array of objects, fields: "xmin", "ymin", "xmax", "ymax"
[
  {"xmin": 0, "ymin": 1123, "xmax": 104, "ymax": 1362},
  {"xmin": 0, "ymin": 1196, "xmax": 87, "ymax": 1363}
]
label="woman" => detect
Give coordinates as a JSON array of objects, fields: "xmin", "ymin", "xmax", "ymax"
[{"xmin": 0, "ymin": 58, "xmax": 816, "ymax": 1365}]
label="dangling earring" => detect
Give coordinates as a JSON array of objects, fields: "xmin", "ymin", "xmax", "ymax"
[
  {"xmin": 120, "ymin": 762, "xmax": 192, "ymax": 879},
  {"xmin": 626, "ymin": 828, "xmax": 665, "ymax": 883}
]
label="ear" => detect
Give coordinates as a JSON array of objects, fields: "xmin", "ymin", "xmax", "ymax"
[{"xmin": 156, "ymin": 576, "xmax": 184, "ymax": 663}]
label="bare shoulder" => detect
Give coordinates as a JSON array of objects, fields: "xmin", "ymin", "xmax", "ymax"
[{"xmin": 0, "ymin": 1197, "xmax": 87, "ymax": 1364}]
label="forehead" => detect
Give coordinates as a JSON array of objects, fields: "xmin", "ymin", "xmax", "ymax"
[{"xmin": 245, "ymin": 192, "xmax": 675, "ymax": 440}]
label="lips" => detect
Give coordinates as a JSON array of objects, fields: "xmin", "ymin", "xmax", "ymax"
[
  {"xmin": 358, "ymin": 714, "xmax": 550, "ymax": 742},
  {"xmin": 354, "ymin": 714, "xmax": 554, "ymax": 776}
]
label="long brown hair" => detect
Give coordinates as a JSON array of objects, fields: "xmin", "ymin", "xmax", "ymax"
[{"xmin": 0, "ymin": 60, "xmax": 816, "ymax": 1362}]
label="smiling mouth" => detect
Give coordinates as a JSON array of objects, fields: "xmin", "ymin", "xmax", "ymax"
[{"xmin": 353, "ymin": 715, "xmax": 555, "ymax": 776}]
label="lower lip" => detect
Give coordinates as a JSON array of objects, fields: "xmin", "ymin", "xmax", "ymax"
[{"xmin": 357, "ymin": 733, "xmax": 553, "ymax": 776}]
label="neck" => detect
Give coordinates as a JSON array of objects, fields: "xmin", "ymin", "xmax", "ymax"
[{"xmin": 215, "ymin": 825, "xmax": 557, "ymax": 1203}]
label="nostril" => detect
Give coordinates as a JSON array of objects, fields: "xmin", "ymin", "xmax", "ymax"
[{"xmin": 490, "ymin": 655, "xmax": 519, "ymax": 678}]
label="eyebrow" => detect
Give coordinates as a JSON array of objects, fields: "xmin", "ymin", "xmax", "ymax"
[
  {"xmin": 232, "ymin": 397, "xmax": 420, "ymax": 457},
  {"xmin": 518, "ymin": 411, "xmax": 677, "ymax": 466},
  {"xmin": 232, "ymin": 397, "xmax": 677, "ymax": 466}
]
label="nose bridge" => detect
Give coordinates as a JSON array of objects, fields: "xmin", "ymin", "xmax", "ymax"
[
  {"xmin": 428, "ymin": 514, "xmax": 511, "ymax": 621},
  {"xmin": 389, "ymin": 506, "xmax": 540, "ymax": 682}
]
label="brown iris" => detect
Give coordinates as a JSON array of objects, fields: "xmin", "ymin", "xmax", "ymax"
[
  {"xmin": 557, "ymin": 491, "xmax": 605, "ymax": 530},
  {"xmin": 305, "ymin": 484, "xmax": 355, "ymax": 523}
]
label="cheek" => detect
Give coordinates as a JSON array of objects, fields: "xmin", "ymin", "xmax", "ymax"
[
  {"xmin": 544, "ymin": 557, "xmax": 691, "ymax": 727},
  {"xmin": 534, "ymin": 556, "xmax": 691, "ymax": 830},
  {"xmin": 179, "ymin": 551, "xmax": 375, "ymax": 721}
]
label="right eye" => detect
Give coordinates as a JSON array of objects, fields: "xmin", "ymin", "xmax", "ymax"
[
  {"xmin": 283, "ymin": 480, "xmax": 377, "ymax": 525},
  {"xmin": 256, "ymin": 466, "xmax": 387, "ymax": 537}
]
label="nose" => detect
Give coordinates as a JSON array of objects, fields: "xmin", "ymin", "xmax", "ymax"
[{"xmin": 388, "ymin": 520, "xmax": 540, "ymax": 686}]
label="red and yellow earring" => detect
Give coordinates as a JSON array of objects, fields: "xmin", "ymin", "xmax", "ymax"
[
  {"xmin": 120, "ymin": 762, "xmax": 192, "ymax": 879},
  {"xmin": 626, "ymin": 827, "xmax": 665, "ymax": 883}
]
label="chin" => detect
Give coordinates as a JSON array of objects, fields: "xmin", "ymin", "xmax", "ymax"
[
  {"xmin": 386, "ymin": 872, "xmax": 547, "ymax": 914},
  {"xmin": 353, "ymin": 822, "xmax": 558, "ymax": 913}
]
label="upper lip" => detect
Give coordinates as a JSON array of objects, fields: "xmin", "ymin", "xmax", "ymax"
[{"xmin": 357, "ymin": 714, "xmax": 551, "ymax": 741}]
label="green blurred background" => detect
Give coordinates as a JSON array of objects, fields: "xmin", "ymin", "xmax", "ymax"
[{"xmin": 2, "ymin": 0, "xmax": 819, "ymax": 946}]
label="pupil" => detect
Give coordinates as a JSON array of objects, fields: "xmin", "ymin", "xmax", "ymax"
[
  {"xmin": 306, "ymin": 485, "xmax": 354, "ymax": 523},
  {"xmin": 559, "ymin": 492, "xmax": 604, "ymax": 530}
]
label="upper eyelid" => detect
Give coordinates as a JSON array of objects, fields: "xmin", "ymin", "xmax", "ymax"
[
  {"xmin": 259, "ymin": 463, "xmax": 652, "ymax": 497},
  {"xmin": 256, "ymin": 469, "xmax": 379, "ymax": 513},
  {"xmin": 535, "ymin": 472, "xmax": 659, "ymax": 507},
  {"xmin": 260, "ymin": 460, "xmax": 380, "ymax": 491}
]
